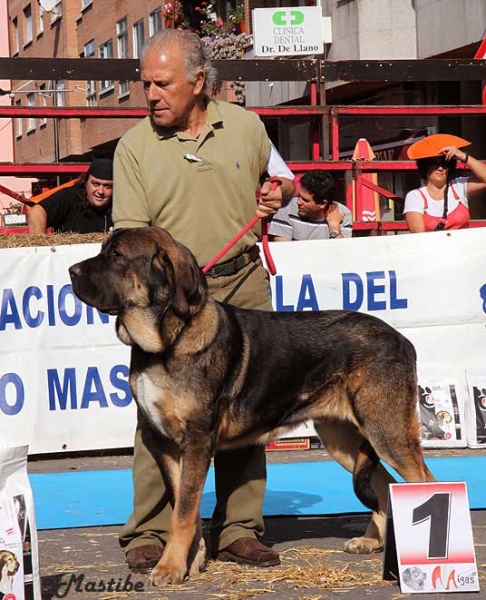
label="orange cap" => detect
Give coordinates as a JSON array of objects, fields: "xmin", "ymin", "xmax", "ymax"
[{"xmin": 407, "ymin": 133, "xmax": 471, "ymax": 160}]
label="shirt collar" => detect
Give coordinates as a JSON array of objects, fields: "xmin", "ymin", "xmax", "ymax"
[{"xmin": 150, "ymin": 97, "xmax": 223, "ymax": 140}]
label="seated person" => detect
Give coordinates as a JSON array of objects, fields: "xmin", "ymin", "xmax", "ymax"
[
  {"xmin": 27, "ymin": 158, "xmax": 113, "ymax": 234},
  {"xmin": 403, "ymin": 133, "xmax": 486, "ymax": 232},
  {"xmin": 269, "ymin": 170, "xmax": 352, "ymax": 241}
]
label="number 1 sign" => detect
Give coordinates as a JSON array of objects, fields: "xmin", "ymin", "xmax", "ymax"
[{"xmin": 383, "ymin": 482, "xmax": 479, "ymax": 593}]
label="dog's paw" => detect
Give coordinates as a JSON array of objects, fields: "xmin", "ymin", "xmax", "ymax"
[
  {"xmin": 148, "ymin": 559, "xmax": 187, "ymax": 586},
  {"xmin": 344, "ymin": 536, "xmax": 383, "ymax": 554},
  {"xmin": 188, "ymin": 537, "xmax": 207, "ymax": 576}
]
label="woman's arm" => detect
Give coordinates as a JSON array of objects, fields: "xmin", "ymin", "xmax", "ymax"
[
  {"xmin": 464, "ymin": 155, "xmax": 486, "ymax": 197},
  {"xmin": 403, "ymin": 189, "xmax": 426, "ymax": 233},
  {"xmin": 405, "ymin": 211, "xmax": 426, "ymax": 233},
  {"xmin": 441, "ymin": 145, "xmax": 486, "ymax": 198}
]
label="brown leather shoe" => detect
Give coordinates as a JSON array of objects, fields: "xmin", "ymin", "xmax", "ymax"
[
  {"xmin": 126, "ymin": 544, "xmax": 163, "ymax": 573},
  {"xmin": 217, "ymin": 538, "xmax": 280, "ymax": 567}
]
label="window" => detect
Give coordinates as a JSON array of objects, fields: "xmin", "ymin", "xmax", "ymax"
[
  {"xmin": 132, "ymin": 19, "xmax": 144, "ymax": 59},
  {"xmin": 81, "ymin": 0, "xmax": 92, "ymax": 9},
  {"xmin": 15, "ymin": 100, "xmax": 22, "ymax": 138},
  {"xmin": 37, "ymin": 5, "xmax": 44, "ymax": 35},
  {"xmin": 24, "ymin": 4, "xmax": 33, "ymax": 45},
  {"xmin": 149, "ymin": 7, "xmax": 162, "ymax": 37},
  {"xmin": 39, "ymin": 84, "xmax": 47, "ymax": 126},
  {"xmin": 99, "ymin": 40, "xmax": 114, "ymax": 93},
  {"xmin": 117, "ymin": 18, "xmax": 129, "ymax": 96},
  {"xmin": 55, "ymin": 80, "xmax": 65, "ymax": 107},
  {"xmin": 27, "ymin": 93, "xmax": 36, "ymax": 131},
  {"xmin": 12, "ymin": 17, "xmax": 19, "ymax": 54},
  {"xmin": 83, "ymin": 39, "xmax": 96, "ymax": 105},
  {"xmin": 51, "ymin": 0, "xmax": 62, "ymax": 23}
]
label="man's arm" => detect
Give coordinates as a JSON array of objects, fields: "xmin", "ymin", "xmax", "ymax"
[
  {"xmin": 27, "ymin": 204, "xmax": 48, "ymax": 233},
  {"xmin": 266, "ymin": 142, "xmax": 295, "ymax": 203},
  {"xmin": 271, "ymin": 234, "xmax": 292, "ymax": 242},
  {"xmin": 113, "ymin": 139, "xmax": 151, "ymax": 229},
  {"xmin": 277, "ymin": 177, "xmax": 296, "ymax": 204},
  {"xmin": 257, "ymin": 144, "xmax": 295, "ymax": 218}
]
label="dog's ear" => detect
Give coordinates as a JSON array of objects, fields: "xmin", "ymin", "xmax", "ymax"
[{"xmin": 152, "ymin": 243, "xmax": 207, "ymax": 319}]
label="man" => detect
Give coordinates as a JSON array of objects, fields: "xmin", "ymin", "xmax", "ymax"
[
  {"xmin": 27, "ymin": 158, "xmax": 113, "ymax": 234},
  {"xmin": 112, "ymin": 29, "xmax": 294, "ymax": 573},
  {"xmin": 269, "ymin": 170, "xmax": 352, "ymax": 241}
]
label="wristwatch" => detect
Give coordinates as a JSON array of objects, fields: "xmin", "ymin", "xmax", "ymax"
[{"xmin": 329, "ymin": 229, "xmax": 341, "ymax": 239}]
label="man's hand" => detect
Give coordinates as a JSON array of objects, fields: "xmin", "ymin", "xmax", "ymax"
[
  {"xmin": 256, "ymin": 176, "xmax": 295, "ymax": 219},
  {"xmin": 256, "ymin": 179, "xmax": 283, "ymax": 218},
  {"xmin": 325, "ymin": 204, "xmax": 344, "ymax": 229}
]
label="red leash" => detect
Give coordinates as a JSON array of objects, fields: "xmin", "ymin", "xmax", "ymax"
[{"xmin": 202, "ymin": 178, "xmax": 280, "ymax": 276}]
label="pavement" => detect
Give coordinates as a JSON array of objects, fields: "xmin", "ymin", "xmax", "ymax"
[{"xmin": 30, "ymin": 447, "xmax": 486, "ymax": 600}]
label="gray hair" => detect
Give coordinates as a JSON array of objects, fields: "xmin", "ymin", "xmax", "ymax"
[{"xmin": 141, "ymin": 29, "xmax": 218, "ymax": 95}]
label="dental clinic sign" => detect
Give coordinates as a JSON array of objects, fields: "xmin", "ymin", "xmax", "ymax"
[{"xmin": 253, "ymin": 7, "xmax": 332, "ymax": 57}]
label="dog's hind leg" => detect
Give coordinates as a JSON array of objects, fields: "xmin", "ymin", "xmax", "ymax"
[
  {"xmin": 358, "ymin": 383, "xmax": 436, "ymax": 486},
  {"xmin": 314, "ymin": 418, "xmax": 395, "ymax": 554},
  {"xmin": 357, "ymin": 357, "xmax": 435, "ymax": 486}
]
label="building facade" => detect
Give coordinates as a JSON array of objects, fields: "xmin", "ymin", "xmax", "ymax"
[
  {"xmin": 0, "ymin": 0, "xmax": 34, "ymax": 216},
  {"xmin": 5, "ymin": 0, "xmax": 486, "ymax": 215},
  {"xmin": 7, "ymin": 0, "xmax": 164, "ymax": 169}
]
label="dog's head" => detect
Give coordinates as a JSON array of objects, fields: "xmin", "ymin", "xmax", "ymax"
[
  {"xmin": 402, "ymin": 566, "xmax": 426, "ymax": 590},
  {"xmin": 69, "ymin": 227, "xmax": 207, "ymax": 351},
  {"xmin": 0, "ymin": 550, "xmax": 20, "ymax": 578}
]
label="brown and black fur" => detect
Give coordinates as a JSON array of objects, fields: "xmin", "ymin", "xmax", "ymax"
[{"xmin": 69, "ymin": 226, "xmax": 435, "ymax": 586}]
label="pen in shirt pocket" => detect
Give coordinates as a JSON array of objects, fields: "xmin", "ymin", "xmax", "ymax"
[{"xmin": 183, "ymin": 153, "xmax": 202, "ymax": 163}]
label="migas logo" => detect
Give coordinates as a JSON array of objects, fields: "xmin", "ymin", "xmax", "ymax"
[
  {"xmin": 432, "ymin": 565, "xmax": 477, "ymax": 590},
  {"xmin": 272, "ymin": 10, "xmax": 304, "ymax": 26},
  {"xmin": 432, "ymin": 566, "xmax": 457, "ymax": 590}
]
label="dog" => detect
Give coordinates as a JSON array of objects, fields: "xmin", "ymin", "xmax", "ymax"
[
  {"xmin": 69, "ymin": 226, "xmax": 435, "ymax": 586},
  {"xmin": 0, "ymin": 550, "xmax": 20, "ymax": 596}
]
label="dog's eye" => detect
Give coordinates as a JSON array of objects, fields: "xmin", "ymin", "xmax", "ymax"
[{"xmin": 109, "ymin": 248, "xmax": 123, "ymax": 258}]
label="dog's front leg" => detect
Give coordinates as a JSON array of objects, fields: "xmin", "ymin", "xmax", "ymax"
[{"xmin": 149, "ymin": 445, "xmax": 211, "ymax": 586}]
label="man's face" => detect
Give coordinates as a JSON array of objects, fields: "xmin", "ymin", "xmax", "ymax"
[
  {"xmin": 297, "ymin": 186, "xmax": 327, "ymax": 221},
  {"xmin": 86, "ymin": 175, "xmax": 113, "ymax": 209},
  {"xmin": 141, "ymin": 45, "xmax": 205, "ymax": 129}
]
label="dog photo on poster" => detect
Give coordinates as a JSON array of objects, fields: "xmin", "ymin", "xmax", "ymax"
[
  {"xmin": 465, "ymin": 369, "xmax": 486, "ymax": 447},
  {"xmin": 416, "ymin": 374, "xmax": 466, "ymax": 448}
]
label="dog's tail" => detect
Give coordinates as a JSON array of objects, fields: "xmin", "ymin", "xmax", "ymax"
[{"xmin": 353, "ymin": 441, "xmax": 380, "ymax": 512}]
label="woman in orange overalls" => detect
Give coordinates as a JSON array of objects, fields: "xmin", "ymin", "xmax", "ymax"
[{"xmin": 403, "ymin": 133, "xmax": 486, "ymax": 232}]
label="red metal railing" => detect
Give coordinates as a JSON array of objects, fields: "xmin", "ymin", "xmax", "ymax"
[
  {"xmin": 1, "ymin": 103, "xmax": 486, "ymax": 233},
  {"xmin": 329, "ymin": 105, "xmax": 486, "ymax": 160}
]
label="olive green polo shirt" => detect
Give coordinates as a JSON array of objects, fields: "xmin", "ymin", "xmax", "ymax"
[{"xmin": 113, "ymin": 99, "xmax": 270, "ymax": 267}]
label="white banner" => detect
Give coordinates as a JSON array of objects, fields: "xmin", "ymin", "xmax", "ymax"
[{"xmin": 1, "ymin": 229, "xmax": 486, "ymax": 454}]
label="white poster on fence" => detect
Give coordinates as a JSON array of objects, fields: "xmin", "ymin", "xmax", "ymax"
[
  {"xmin": 1, "ymin": 229, "xmax": 486, "ymax": 454},
  {"xmin": 415, "ymin": 368, "xmax": 467, "ymax": 448},
  {"xmin": 465, "ymin": 368, "xmax": 486, "ymax": 448}
]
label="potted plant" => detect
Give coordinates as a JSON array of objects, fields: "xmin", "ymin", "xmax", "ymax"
[{"xmin": 228, "ymin": 0, "xmax": 245, "ymax": 34}]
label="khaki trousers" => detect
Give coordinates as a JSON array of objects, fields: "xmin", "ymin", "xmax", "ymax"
[{"xmin": 119, "ymin": 258, "xmax": 273, "ymax": 553}]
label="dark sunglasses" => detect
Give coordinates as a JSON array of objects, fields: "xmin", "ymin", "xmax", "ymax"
[{"xmin": 427, "ymin": 156, "xmax": 451, "ymax": 170}]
